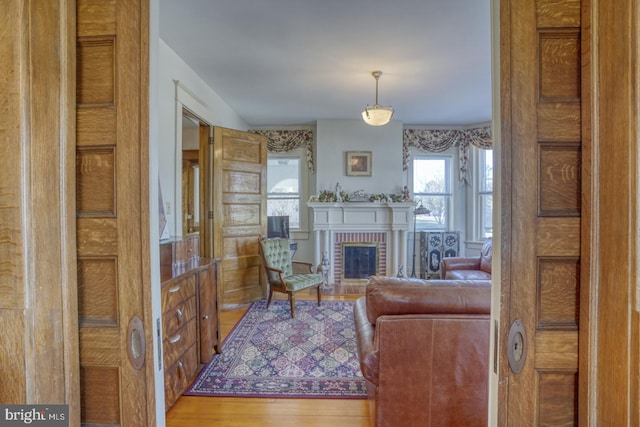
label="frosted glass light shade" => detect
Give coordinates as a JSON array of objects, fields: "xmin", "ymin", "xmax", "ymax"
[{"xmin": 361, "ymin": 105, "xmax": 394, "ymax": 126}]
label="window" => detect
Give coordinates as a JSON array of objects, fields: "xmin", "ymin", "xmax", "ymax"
[
  {"xmin": 477, "ymin": 149, "xmax": 493, "ymax": 238},
  {"xmin": 267, "ymin": 155, "xmax": 301, "ymax": 229},
  {"xmin": 412, "ymin": 155, "xmax": 453, "ymax": 230}
]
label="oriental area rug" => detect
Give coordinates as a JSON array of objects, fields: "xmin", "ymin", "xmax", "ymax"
[{"xmin": 186, "ymin": 299, "xmax": 367, "ymax": 399}]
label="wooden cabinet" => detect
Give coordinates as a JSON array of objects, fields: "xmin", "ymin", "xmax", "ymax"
[
  {"xmin": 198, "ymin": 260, "xmax": 220, "ymax": 364},
  {"xmin": 161, "ymin": 258, "xmax": 220, "ymax": 410},
  {"xmin": 161, "ymin": 272, "xmax": 199, "ymax": 409}
]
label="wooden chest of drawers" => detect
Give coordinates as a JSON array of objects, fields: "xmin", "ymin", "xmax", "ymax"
[
  {"xmin": 160, "ymin": 258, "xmax": 220, "ymax": 410},
  {"xmin": 161, "ymin": 273, "xmax": 199, "ymax": 409}
]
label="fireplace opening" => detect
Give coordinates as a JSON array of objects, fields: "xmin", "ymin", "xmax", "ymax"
[{"xmin": 342, "ymin": 242, "xmax": 378, "ymax": 282}]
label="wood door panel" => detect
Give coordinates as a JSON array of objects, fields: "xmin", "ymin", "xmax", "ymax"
[
  {"xmin": 79, "ymin": 329, "xmax": 120, "ymax": 365},
  {"xmin": 221, "ymin": 227, "xmax": 263, "ymax": 241},
  {"xmin": 76, "ymin": 218, "xmax": 118, "ymax": 253},
  {"xmin": 539, "ymin": 32, "xmax": 581, "ymax": 100},
  {"xmin": 223, "ymin": 170, "xmax": 261, "ymax": 194},
  {"xmin": 537, "ymin": 372, "xmax": 578, "ymax": 426},
  {"xmin": 222, "ymin": 265, "xmax": 262, "ymax": 290},
  {"xmin": 214, "ymin": 127, "xmax": 266, "ymax": 308},
  {"xmin": 536, "ymin": 0, "xmax": 581, "ymax": 26},
  {"xmin": 76, "ymin": 147, "xmax": 116, "ymax": 214},
  {"xmin": 77, "ymin": 258, "xmax": 118, "ymax": 324},
  {"xmin": 221, "ymin": 133, "xmax": 263, "ymax": 163},
  {"xmin": 77, "ymin": 108, "xmax": 117, "ymax": 146},
  {"xmin": 80, "ymin": 366, "xmax": 121, "ymax": 424},
  {"xmin": 220, "ymin": 262, "xmax": 262, "ymax": 306},
  {"xmin": 77, "ymin": 0, "xmax": 116, "ymax": 36},
  {"xmin": 537, "ymin": 103, "xmax": 582, "ymax": 141},
  {"xmin": 537, "ymin": 257, "xmax": 580, "ymax": 329},
  {"xmin": 538, "ymin": 143, "xmax": 581, "ymax": 215},
  {"xmin": 220, "ymin": 283, "xmax": 263, "ymax": 306},
  {"xmin": 535, "ymin": 331, "xmax": 578, "ymax": 369},
  {"xmin": 501, "ymin": 0, "xmax": 583, "ymax": 424},
  {"xmin": 536, "ymin": 218, "xmax": 580, "ymax": 255},
  {"xmin": 76, "ymin": 38, "xmax": 115, "ymax": 106},
  {"xmin": 76, "ymin": 0, "xmax": 152, "ymax": 424},
  {"xmin": 222, "ymin": 238, "xmax": 261, "ymax": 258},
  {"xmin": 222, "ymin": 193, "xmax": 263, "ymax": 206},
  {"xmin": 224, "ymin": 204, "xmax": 261, "ymax": 226}
]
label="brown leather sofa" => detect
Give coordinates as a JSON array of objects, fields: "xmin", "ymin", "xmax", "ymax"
[
  {"xmin": 440, "ymin": 237, "xmax": 492, "ymax": 280},
  {"xmin": 354, "ymin": 275, "xmax": 490, "ymax": 427}
]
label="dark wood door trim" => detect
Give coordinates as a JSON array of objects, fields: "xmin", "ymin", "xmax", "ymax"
[
  {"xmin": 0, "ymin": 0, "xmax": 80, "ymax": 422},
  {"xmin": 580, "ymin": 0, "xmax": 640, "ymax": 424}
]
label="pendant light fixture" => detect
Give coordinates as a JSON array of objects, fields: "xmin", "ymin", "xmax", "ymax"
[{"xmin": 362, "ymin": 70, "xmax": 394, "ymax": 126}]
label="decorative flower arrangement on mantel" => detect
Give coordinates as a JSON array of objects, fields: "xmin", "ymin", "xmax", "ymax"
[{"xmin": 309, "ymin": 184, "xmax": 413, "ymax": 203}]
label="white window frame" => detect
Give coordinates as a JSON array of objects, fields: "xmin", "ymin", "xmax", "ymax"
[
  {"xmin": 409, "ymin": 153, "xmax": 454, "ymax": 231},
  {"xmin": 477, "ymin": 147, "xmax": 493, "ymax": 240},
  {"xmin": 266, "ymin": 147, "xmax": 309, "ymax": 237},
  {"xmin": 468, "ymin": 146, "xmax": 493, "ymax": 241}
]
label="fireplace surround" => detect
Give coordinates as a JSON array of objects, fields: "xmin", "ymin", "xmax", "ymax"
[{"xmin": 308, "ymin": 202, "xmax": 413, "ymax": 285}]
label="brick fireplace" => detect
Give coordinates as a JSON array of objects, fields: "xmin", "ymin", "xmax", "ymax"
[
  {"xmin": 336, "ymin": 233, "xmax": 386, "ymax": 284},
  {"xmin": 308, "ymin": 202, "xmax": 413, "ymax": 285}
]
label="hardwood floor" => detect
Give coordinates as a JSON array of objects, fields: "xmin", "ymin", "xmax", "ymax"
[{"xmin": 165, "ymin": 286, "xmax": 371, "ymax": 427}]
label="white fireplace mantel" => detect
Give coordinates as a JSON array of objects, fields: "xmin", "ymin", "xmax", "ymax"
[{"xmin": 307, "ymin": 202, "xmax": 414, "ymax": 280}]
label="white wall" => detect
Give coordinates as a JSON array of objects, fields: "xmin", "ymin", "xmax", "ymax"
[
  {"xmin": 315, "ymin": 119, "xmax": 406, "ymax": 194},
  {"xmin": 158, "ymin": 39, "xmax": 249, "ymax": 238}
]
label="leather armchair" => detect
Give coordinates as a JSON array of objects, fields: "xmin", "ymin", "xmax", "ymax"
[
  {"xmin": 354, "ymin": 275, "xmax": 490, "ymax": 427},
  {"xmin": 440, "ymin": 237, "xmax": 492, "ymax": 280}
]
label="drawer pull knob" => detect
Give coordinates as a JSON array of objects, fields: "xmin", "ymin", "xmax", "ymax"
[
  {"xmin": 169, "ymin": 285, "xmax": 181, "ymax": 293},
  {"xmin": 177, "ymin": 361, "xmax": 185, "ymax": 378},
  {"xmin": 202, "ymin": 315, "xmax": 209, "ymax": 320},
  {"xmin": 169, "ymin": 334, "xmax": 181, "ymax": 344},
  {"xmin": 176, "ymin": 309, "xmax": 184, "ymax": 324}
]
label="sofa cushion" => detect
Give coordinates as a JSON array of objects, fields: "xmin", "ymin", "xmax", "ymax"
[
  {"xmin": 365, "ymin": 276, "xmax": 491, "ymax": 325},
  {"xmin": 479, "ymin": 237, "xmax": 493, "ymax": 273}
]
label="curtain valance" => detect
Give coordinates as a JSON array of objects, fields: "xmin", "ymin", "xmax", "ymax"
[
  {"xmin": 251, "ymin": 129, "xmax": 315, "ymax": 172},
  {"xmin": 403, "ymin": 126, "xmax": 492, "ymax": 185}
]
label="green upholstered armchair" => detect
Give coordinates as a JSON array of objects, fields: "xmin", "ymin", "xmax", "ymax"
[{"xmin": 258, "ymin": 237, "xmax": 322, "ymax": 318}]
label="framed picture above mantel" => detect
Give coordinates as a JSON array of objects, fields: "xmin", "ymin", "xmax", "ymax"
[{"xmin": 346, "ymin": 151, "xmax": 372, "ymax": 176}]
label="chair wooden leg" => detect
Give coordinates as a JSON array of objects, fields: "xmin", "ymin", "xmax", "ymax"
[
  {"xmin": 316, "ymin": 285, "xmax": 321, "ymax": 306},
  {"xmin": 266, "ymin": 289, "xmax": 274, "ymax": 308},
  {"xmin": 288, "ymin": 292, "xmax": 295, "ymax": 318}
]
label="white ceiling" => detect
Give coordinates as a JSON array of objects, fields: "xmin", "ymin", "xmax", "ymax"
[{"xmin": 159, "ymin": 0, "xmax": 492, "ymax": 127}]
